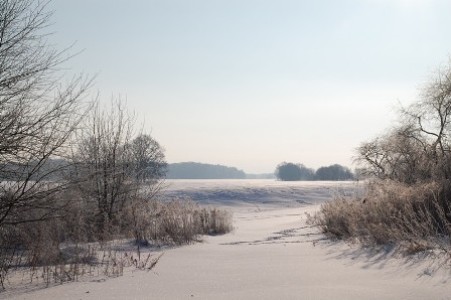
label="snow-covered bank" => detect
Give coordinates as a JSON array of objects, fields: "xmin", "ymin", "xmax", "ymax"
[{"xmin": 3, "ymin": 180, "xmax": 450, "ymax": 300}]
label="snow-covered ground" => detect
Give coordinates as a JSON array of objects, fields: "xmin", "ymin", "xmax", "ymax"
[
  {"xmin": 162, "ymin": 179, "xmax": 361, "ymax": 208},
  {"xmin": 3, "ymin": 180, "xmax": 451, "ymax": 300}
]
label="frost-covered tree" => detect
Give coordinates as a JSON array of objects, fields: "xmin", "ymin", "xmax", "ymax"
[
  {"xmin": 71, "ymin": 100, "xmax": 167, "ymax": 238},
  {"xmin": 357, "ymin": 60, "xmax": 451, "ymax": 184}
]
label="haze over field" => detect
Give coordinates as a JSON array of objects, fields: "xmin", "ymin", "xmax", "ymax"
[{"xmin": 49, "ymin": 0, "xmax": 451, "ymax": 173}]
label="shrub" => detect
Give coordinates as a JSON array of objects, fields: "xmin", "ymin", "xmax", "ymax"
[
  {"xmin": 311, "ymin": 180, "xmax": 451, "ymax": 253},
  {"xmin": 316, "ymin": 60, "xmax": 451, "ymax": 256}
]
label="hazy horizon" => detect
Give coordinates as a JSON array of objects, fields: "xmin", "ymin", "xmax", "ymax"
[
  {"xmin": 50, "ymin": 0, "xmax": 451, "ymax": 173},
  {"xmin": 166, "ymin": 160, "xmax": 350, "ymax": 175}
]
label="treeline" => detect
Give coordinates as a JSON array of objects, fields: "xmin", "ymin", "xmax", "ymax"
[
  {"xmin": 275, "ymin": 162, "xmax": 354, "ymax": 181},
  {"xmin": 167, "ymin": 162, "xmax": 246, "ymax": 179}
]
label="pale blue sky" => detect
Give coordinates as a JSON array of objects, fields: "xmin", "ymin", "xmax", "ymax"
[{"xmin": 50, "ymin": 0, "xmax": 451, "ymax": 173}]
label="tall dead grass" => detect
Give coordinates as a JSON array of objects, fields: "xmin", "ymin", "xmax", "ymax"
[
  {"xmin": 127, "ymin": 198, "xmax": 233, "ymax": 245},
  {"xmin": 311, "ymin": 180, "xmax": 451, "ymax": 255},
  {"xmin": 0, "ymin": 193, "xmax": 233, "ymax": 291}
]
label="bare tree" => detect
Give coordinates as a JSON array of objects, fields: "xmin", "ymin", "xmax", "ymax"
[
  {"xmin": 0, "ymin": 0, "xmax": 91, "ymax": 227},
  {"xmin": 318, "ymin": 61, "xmax": 451, "ymax": 250},
  {"xmin": 71, "ymin": 100, "xmax": 133, "ymax": 237},
  {"xmin": 357, "ymin": 60, "xmax": 451, "ymax": 184},
  {"xmin": 0, "ymin": 0, "xmax": 92, "ymax": 287},
  {"xmin": 356, "ymin": 129, "xmax": 429, "ymax": 183},
  {"xmin": 71, "ymin": 100, "xmax": 167, "ymax": 239}
]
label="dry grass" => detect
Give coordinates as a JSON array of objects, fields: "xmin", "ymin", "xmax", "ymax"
[
  {"xmin": 0, "ymin": 242, "xmax": 164, "ymax": 293},
  {"xmin": 128, "ymin": 198, "xmax": 233, "ymax": 245},
  {"xmin": 0, "ymin": 195, "xmax": 233, "ymax": 292},
  {"xmin": 311, "ymin": 180, "xmax": 451, "ymax": 255}
]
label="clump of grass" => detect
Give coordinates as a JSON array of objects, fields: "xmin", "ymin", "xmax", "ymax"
[
  {"xmin": 311, "ymin": 180, "xmax": 451, "ymax": 255},
  {"xmin": 128, "ymin": 198, "xmax": 233, "ymax": 246},
  {"xmin": 194, "ymin": 207, "xmax": 233, "ymax": 236}
]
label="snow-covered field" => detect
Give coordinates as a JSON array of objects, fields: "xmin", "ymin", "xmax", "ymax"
[
  {"xmin": 4, "ymin": 180, "xmax": 451, "ymax": 300},
  {"xmin": 162, "ymin": 179, "xmax": 361, "ymax": 208}
]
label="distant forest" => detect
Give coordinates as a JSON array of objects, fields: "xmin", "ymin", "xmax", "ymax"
[
  {"xmin": 275, "ymin": 162, "xmax": 355, "ymax": 181},
  {"xmin": 167, "ymin": 162, "xmax": 354, "ymax": 181}
]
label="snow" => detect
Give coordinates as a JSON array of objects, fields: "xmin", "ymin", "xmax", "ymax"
[
  {"xmin": 161, "ymin": 179, "xmax": 361, "ymax": 208},
  {"xmin": 3, "ymin": 180, "xmax": 450, "ymax": 300}
]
